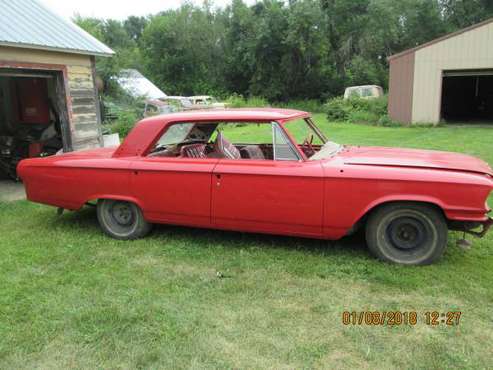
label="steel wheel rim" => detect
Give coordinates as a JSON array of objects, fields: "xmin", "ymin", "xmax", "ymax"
[
  {"xmin": 386, "ymin": 216, "xmax": 426, "ymax": 251},
  {"xmin": 110, "ymin": 202, "xmax": 135, "ymax": 226}
]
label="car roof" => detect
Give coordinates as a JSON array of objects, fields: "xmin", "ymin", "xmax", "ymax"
[
  {"xmin": 189, "ymin": 95, "xmax": 212, "ymax": 99},
  {"xmin": 113, "ymin": 108, "xmax": 310, "ymax": 158},
  {"xmin": 140, "ymin": 108, "xmax": 309, "ymax": 123},
  {"xmin": 345, "ymin": 85, "xmax": 381, "ymax": 90},
  {"xmin": 162, "ymin": 96, "xmax": 189, "ymax": 100},
  {"xmin": 146, "ymin": 99, "xmax": 170, "ymax": 106}
]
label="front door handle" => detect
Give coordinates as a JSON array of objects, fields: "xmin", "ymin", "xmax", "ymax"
[{"xmin": 215, "ymin": 173, "xmax": 221, "ymax": 186}]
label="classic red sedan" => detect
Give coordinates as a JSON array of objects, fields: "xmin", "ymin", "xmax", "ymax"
[{"xmin": 18, "ymin": 109, "xmax": 493, "ymax": 265}]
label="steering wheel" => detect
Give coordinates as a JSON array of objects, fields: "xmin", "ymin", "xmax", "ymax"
[{"xmin": 302, "ymin": 134, "xmax": 315, "ymax": 155}]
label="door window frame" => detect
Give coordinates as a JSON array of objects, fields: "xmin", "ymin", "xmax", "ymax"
[
  {"xmin": 271, "ymin": 121, "xmax": 303, "ymax": 161},
  {"xmin": 144, "ymin": 119, "xmax": 312, "ymax": 162}
]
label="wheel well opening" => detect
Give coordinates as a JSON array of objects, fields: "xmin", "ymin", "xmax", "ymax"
[{"xmin": 353, "ymin": 200, "xmax": 446, "ymax": 233}]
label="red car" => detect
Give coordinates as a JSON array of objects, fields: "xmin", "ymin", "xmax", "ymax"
[{"xmin": 18, "ymin": 109, "xmax": 493, "ymax": 265}]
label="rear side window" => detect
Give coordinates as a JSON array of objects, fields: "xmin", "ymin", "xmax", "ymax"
[{"xmin": 157, "ymin": 123, "xmax": 194, "ymax": 146}]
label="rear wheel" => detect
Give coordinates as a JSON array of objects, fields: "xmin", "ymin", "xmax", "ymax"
[
  {"xmin": 97, "ymin": 199, "xmax": 152, "ymax": 240},
  {"xmin": 366, "ymin": 203, "xmax": 448, "ymax": 265}
]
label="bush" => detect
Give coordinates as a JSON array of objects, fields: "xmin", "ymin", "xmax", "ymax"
[
  {"xmin": 325, "ymin": 96, "xmax": 389, "ymax": 124},
  {"xmin": 275, "ymin": 100, "xmax": 326, "ymax": 113},
  {"xmin": 108, "ymin": 111, "xmax": 140, "ymax": 139},
  {"xmin": 225, "ymin": 95, "xmax": 325, "ymax": 113},
  {"xmin": 324, "ymin": 97, "xmax": 351, "ymax": 121},
  {"xmin": 225, "ymin": 94, "xmax": 269, "ymax": 108},
  {"xmin": 377, "ymin": 114, "xmax": 403, "ymax": 127}
]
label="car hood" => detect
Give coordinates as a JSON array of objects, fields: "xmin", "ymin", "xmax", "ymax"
[{"xmin": 340, "ymin": 146, "xmax": 493, "ymax": 176}]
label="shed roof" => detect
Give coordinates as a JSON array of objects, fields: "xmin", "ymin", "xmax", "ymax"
[
  {"xmin": 0, "ymin": 0, "xmax": 114, "ymax": 57},
  {"xmin": 388, "ymin": 17, "xmax": 493, "ymax": 61}
]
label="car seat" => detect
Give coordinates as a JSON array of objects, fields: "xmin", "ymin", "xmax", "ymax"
[
  {"xmin": 180, "ymin": 143, "xmax": 207, "ymax": 158},
  {"xmin": 214, "ymin": 132, "xmax": 241, "ymax": 159},
  {"xmin": 240, "ymin": 145, "xmax": 265, "ymax": 159}
]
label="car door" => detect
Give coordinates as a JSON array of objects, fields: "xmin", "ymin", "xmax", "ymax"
[
  {"xmin": 211, "ymin": 123, "xmax": 325, "ymax": 238},
  {"xmin": 131, "ymin": 156, "xmax": 218, "ymax": 228}
]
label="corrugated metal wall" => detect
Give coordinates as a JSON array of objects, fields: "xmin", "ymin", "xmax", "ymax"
[
  {"xmin": 388, "ymin": 52, "xmax": 415, "ymax": 123},
  {"xmin": 412, "ymin": 21, "xmax": 493, "ymax": 123},
  {"xmin": 0, "ymin": 0, "xmax": 114, "ymax": 56}
]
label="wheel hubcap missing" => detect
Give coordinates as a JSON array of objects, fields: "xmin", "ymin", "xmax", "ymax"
[
  {"xmin": 111, "ymin": 203, "xmax": 134, "ymax": 226},
  {"xmin": 387, "ymin": 217, "xmax": 426, "ymax": 250}
]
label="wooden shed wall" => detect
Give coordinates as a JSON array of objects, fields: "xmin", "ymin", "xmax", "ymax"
[{"xmin": 0, "ymin": 46, "xmax": 102, "ymax": 150}]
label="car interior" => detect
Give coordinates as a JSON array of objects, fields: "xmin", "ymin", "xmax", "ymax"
[{"xmin": 147, "ymin": 120, "xmax": 327, "ymax": 161}]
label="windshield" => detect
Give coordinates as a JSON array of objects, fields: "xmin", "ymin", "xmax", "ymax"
[
  {"xmin": 283, "ymin": 118, "xmax": 342, "ymax": 159},
  {"xmin": 284, "ymin": 118, "xmax": 326, "ymax": 145},
  {"xmin": 159, "ymin": 105, "xmax": 176, "ymax": 114},
  {"xmin": 181, "ymin": 99, "xmax": 193, "ymax": 107},
  {"xmin": 309, "ymin": 142, "xmax": 344, "ymax": 160}
]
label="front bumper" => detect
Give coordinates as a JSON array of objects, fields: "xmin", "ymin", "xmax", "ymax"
[
  {"xmin": 451, "ymin": 217, "xmax": 493, "ymax": 238},
  {"xmin": 472, "ymin": 217, "xmax": 493, "ymax": 238}
]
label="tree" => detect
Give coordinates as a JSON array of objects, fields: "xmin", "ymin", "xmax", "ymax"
[
  {"xmin": 281, "ymin": 0, "xmax": 334, "ymax": 99},
  {"xmin": 222, "ymin": 0, "xmax": 257, "ymax": 95},
  {"xmin": 441, "ymin": 0, "xmax": 493, "ymax": 29},
  {"xmin": 124, "ymin": 16, "xmax": 149, "ymax": 42},
  {"xmin": 74, "ymin": 16, "xmax": 142, "ymax": 94},
  {"xmin": 75, "ymin": 0, "xmax": 493, "ymax": 102},
  {"xmin": 320, "ymin": 0, "xmax": 370, "ymax": 75},
  {"xmin": 142, "ymin": 4, "xmax": 225, "ymax": 95}
]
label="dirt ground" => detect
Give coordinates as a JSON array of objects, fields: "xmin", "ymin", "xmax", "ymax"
[{"xmin": 0, "ymin": 180, "xmax": 25, "ymax": 202}]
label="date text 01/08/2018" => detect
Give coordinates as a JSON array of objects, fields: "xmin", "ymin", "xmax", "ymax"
[{"xmin": 341, "ymin": 311, "xmax": 462, "ymax": 326}]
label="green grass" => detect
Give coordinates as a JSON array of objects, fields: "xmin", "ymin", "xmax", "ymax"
[{"xmin": 1, "ymin": 116, "xmax": 493, "ymax": 369}]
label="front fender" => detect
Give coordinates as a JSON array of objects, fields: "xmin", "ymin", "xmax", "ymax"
[{"xmin": 356, "ymin": 194, "xmax": 490, "ymax": 226}]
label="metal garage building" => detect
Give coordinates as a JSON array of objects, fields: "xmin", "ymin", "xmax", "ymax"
[
  {"xmin": 0, "ymin": 0, "xmax": 113, "ymax": 179},
  {"xmin": 388, "ymin": 18, "xmax": 493, "ymax": 124}
]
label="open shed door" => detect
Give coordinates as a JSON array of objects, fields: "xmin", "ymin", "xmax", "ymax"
[
  {"xmin": 441, "ymin": 69, "xmax": 493, "ymax": 123},
  {"xmin": 0, "ymin": 68, "xmax": 71, "ymax": 179}
]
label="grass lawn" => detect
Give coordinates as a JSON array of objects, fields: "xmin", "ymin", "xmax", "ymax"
[{"xmin": 1, "ymin": 115, "xmax": 493, "ymax": 369}]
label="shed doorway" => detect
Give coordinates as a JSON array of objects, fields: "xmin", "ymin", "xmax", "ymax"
[
  {"xmin": 441, "ymin": 70, "xmax": 493, "ymax": 123},
  {"xmin": 0, "ymin": 68, "xmax": 71, "ymax": 180}
]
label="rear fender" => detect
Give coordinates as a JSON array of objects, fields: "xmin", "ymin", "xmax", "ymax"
[{"xmin": 84, "ymin": 194, "xmax": 145, "ymax": 210}]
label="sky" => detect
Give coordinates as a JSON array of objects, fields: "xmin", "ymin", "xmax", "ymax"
[{"xmin": 41, "ymin": 0, "xmax": 257, "ymax": 20}]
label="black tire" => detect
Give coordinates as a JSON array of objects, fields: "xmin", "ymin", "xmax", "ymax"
[
  {"xmin": 97, "ymin": 199, "xmax": 152, "ymax": 240},
  {"xmin": 365, "ymin": 203, "xmax": 448, "ymax": 265}
]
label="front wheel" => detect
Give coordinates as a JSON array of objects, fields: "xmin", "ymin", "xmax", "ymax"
[
  {"xmin": 366, "ymin": 203, "xmax": 448, "ymax": 265},
  {"xmin": 97, "ymin": 199, "xmax": 152, "ymax": 240}
]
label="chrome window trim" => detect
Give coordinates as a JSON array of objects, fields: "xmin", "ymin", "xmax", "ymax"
[{"xmin": 271, "ymin": 121, "xmax": 302, "ymax": 161}]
